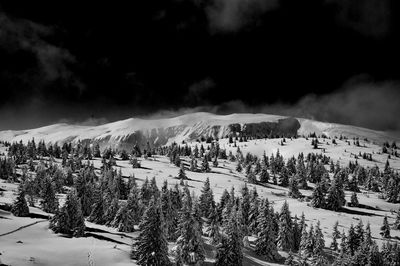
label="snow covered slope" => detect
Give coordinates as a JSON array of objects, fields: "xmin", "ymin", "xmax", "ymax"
[{"xmin": 0, "ymin": 112, "xmax": 397, "ymax": 148}]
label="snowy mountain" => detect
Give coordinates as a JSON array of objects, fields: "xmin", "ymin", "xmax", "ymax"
[{"xmin": 0, "ymin": 112, "xmax": 397, "ymax": 149}]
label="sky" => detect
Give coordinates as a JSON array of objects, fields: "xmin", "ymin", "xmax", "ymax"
[{"xmin": 0, "ymin": 1, "xmax": 399, "ymax": 131}]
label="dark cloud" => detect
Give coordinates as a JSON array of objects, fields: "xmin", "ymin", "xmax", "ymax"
[
  {"xmin": 0, "ymin": 12, "xmax": 81, "ymax": 85},
  {"xmin": 184, "ymin": 78, "xmax": 216, "ymax": 105},
  {"xmin": 205, "ymin": 0, "xmax": 279, "ymax": 32}
]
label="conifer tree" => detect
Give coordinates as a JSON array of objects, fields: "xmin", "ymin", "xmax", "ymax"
[
  {"xmin": 216, "ymin": 208, "xmax": 243, "ymax": 265},
  {"xmin": 40, "ymin": 176, "xmax": 59, "ymax": 213},
  {"xmin": 104, "ymin": 197, "xmax": 120, "ymax": 226},
  {"xmin": 199, "ymin": 177, "xmax": 215, "ymax": 218},
  {"xmin": 346, "ymin": 224, "xmax": 357, "ymax": 255},
  {"xmin": 207, "ymin": 206, "xmax": 221, "ymax": 245},
  {"xmin": 88, "ymin": 188, "xmax": 107, "ymax": 224},
  {"xmin": 255, "ymin": 199, "xmax": 280, "ymax": 261},
  {"xmin": 300, "ymin": 225, "xmax": 309, "ymax": 258},
  {"xmin": 350, "ymin": 192, "xmax": 359, "ymax": 207},
  {"xmin": 259, "ymin": 166, "xmax": 270, "ymax": 183},
  {"xmin": 176, "ymin": 188, "xmax": 205, "ymax": 265},
  {"xmin": 277, "ymin": 201, "xmax": 294, "ymax": 251},
  {"xmin": 236, "ymin": 161, "xmax": 242, "ymax": 173},
  {"xmin": 292, "ymin": 215, "xmax": 302, "ymax": 252},
  {"xmin": 133, "ymin": 198, "xmax": 170, "ymax": 266},
  {"xmin": 178, "ymin": 163, "xmax": 187, "ymax": 180},
  {"xmin": 50, "ymin": 189, "xmax": 85, "ymax": 237},
  {"xmin": 325, "ymin": 177, "xmax": 345, "ymax": 211},
  {"xmin": 288, "ymin": 177, "xmax": 301, "ymax": 199},
  {"xmin": 160, "ymin": 180, "xmax": 177, "ymax": 241},
  {"xmin": 394, "ymin": 208, "xmax": 400, "ymax": 230},
  {"xmin": 112, "ymin": 202, "xmax": 135, "ymax": 232},
  {"xmin": 285, "ymin": 252, "xmax": 296, "ymax": 266},
  {"xmin": 201, "ymin": 155, "xmax": 210, "ymax": 173},
  {"xmin": 313, "ymin": 221, "xmax": 325, "ymax": 257},
  {"xmin": 11, "ymin": 182, "xmax": 30, "ymax": 217},
  {"xmin": 380, "ymin": 215, "xmax": 391, "ymax": 238},
  {"xmin": 311, "ymin": 182, "xmax": 325, "ymax": 208},
  {"xmin": 330, "ymin": 221, "xmax": 340, "ymax": 251}
]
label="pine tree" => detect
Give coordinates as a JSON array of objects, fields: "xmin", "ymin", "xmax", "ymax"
[
  {"xmin": 236, "ymin": 162, "xmax": 242, "ymax": 173},
  {"xmin": 50, "ymin": 189, "xmax": 85, "ymax": 237},
  {"xmin": 133, "ymin": 198, "xmax": 170, "ymax": 266},
  {"xmin": 255, "ymin": 199, "xmax": 280, "ymax": 261},
  {"xmin": 350, "ymin": 192, "xmax": 359, "ymax": 207},
  {"xmin": 380, "ymin": 215, "xmax": 391, "ymax": 238},
  {"xmin": 178, "ymin": 163, "xmax": 187, "ymax": 180},
  {"xmin": 346, "ymin": 224, "xmax": 357, "ymax": 255},
  {"xmin": 216, "ymin": 208, "xmax": 243, "ymax": 266},
  {"xmin": 313, "ymin": 221, "xmax": 325, "ymax": 257},
  {"xmin": 292, "ymin": 215, "xmax": 302, "ymax": 252},
  {"xmin": 300, "ymin": 225, "xmax": 309, "ymax": 258},
  {"xmin": 176, "ymin": 189, "xmax": 205, "ymax": 265},
  {"xmin": 325, "ymin": 177, "xmax": 345, "ymax": 211},
  {"xmin": 201, "ymin": 155, "xmax": 210, "ymax": 173},
  {"xmin": 285, "ymin": 252, "xmax": 296, "ymax": 266},
  {"xmin": 40, "ymin": 176, "xmax": 59, "ymax": 213},
  {"xmin": 11, "ymin": 182, "xmax": 30, "ymax": 217},
  {"xmin": 330, "ymin": 221, "xmax": 340, "ymax": 251},
  {"xmin": 104, "ymin": 197, "xmax": 120, "ymax": 226},
  {"xmin": 87, "ymin": 188, "xmax": 107, "ymax": 224},
  {"xmin": 160, "ymin": 180, "xmax": 177, "ymax": 241},
  {"xmin": 199, "ymin": 177, "xmax": 214, "ymax": 218},
  {"xmin": 259, "ymin": 166, "xmax": 270, "ymax": 183},
  {"xmin": 277, "ymin": 201, "xmax": 294, "ymax": 251},
  {"xmin": 311, "ymin": 182, "xmax": 325, "ymax": 208},
  {"xmin": 289, "ymin": 177, "xmax": 301, "ymax": 199},
  {"xmin": 207, "ymin": 206, "xmax": 221, "ymax": 245},
  {"xmin": 112, "ymin": 202, "xmax": 135, "ymax": 232},
  {"xmin": 395, "ymin": 208, "xmax": 400, "ymax": 230}
]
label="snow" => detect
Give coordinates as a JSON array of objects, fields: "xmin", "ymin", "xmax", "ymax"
[
  {"xmin": 1, "ymin": 113, "xmax": 400, "ymax": 265},
  {"xmin": 1, "ymin": 112, "xmax": 397, "ymax": 147}
]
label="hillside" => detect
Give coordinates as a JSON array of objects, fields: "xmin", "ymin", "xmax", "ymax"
[{"xmin": 0, "ymin": 113, "xmax": 398, "ymax": 149}]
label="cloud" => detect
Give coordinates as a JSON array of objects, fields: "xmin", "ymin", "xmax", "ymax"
[
  {"xmin": 0, "ymin": 12, "xmax": 84, "ymax": 96},
  {"xmin": 184, "ymin": 78, "xmax": 215, "ymax": 105},
  {"xmin": 205, "ymin": 0, "xmax": 279, "ymax": 32}
]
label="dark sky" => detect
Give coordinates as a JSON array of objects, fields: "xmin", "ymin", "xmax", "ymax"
[{"xmin": 0, "ymin": 0, "xmax": 400, "ymax": 131}]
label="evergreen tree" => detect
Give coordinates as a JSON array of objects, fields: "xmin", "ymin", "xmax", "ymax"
[
  {"xmin": 300, "ymin": 225, "xmax": 309, "ymax": 258},
  {"xmin": 259, "ymin": 166, "xmax": 270, "ymax": 183},
  {"xmin": 277, "ymin": 201, "xmax": 294, "ymax": 251},
  {"xmin": 104, "ymin": 197, "xmax": 120, "ymax": 226},
  {"xmin": 394, "ymin": 208, "xmax": 400, "ymax": 230},
  {"xmin": 216, "ymin": 208, "xmax": 243, "ymax": 266},
  {"xmin": 291, "ymin": 216, "xmax": 301, "ymax": 252},
  {"xmin": 11, "ymin": 182, "xmax": 30, "ymax": 217},
  {"xmin": 199, "ymin": 177, "xmax": 215, "ymax": 218},
  {"xmin": 350, "ymin": 192, "xmax": 359, "ymax": 207},
  {"xmin": 311, "ymin": 182, "xmax": 325, "ymax": 208},
  {"xmin": 380, "ymin": 215, "xmax": 391, "ymax": 238},
  {"xmin": 313, "ymin": 221, "xmax": 325, "ymax": 257},
  {"xmin": 176, "ymin": 189, "xmax": 205, "ymax": 265},
  {"xmin": 112, "ymin": 202, "xmax": 135, "ymax": 232},
  {"xmin": 325, "ymin": 177, "xmax": 345, "ymax": 211},
  {"xmin": 285, "ymin": 252, "xmax": 296, "ymax": 266},
  {"xmin": 160, "ymin": 180, "xmax": 177, "ymax": 241},
  {"xmin": 255, "ymin": 199, "xmax": 280, "ymax": 261},
  {"xmin": 346, "ymin": 224, "xmax": 357, "ymax": 255},
  {"xmin": 207, "ymin": 206, "xmax": 221, "ymax": 245},
  {"xmin": 201, "ymin": 155, "xmax": 210, "ymax": 173},
  {"xmin": 330, "ymin": 221, "xmax": 340, "ymax": 251},
  {"xmin": 50, "ymin": 189, "xmax": 85, "ymax": 237},
  {"xmin": 178, "ymin": 163, "xmax": 187, "ymax": 180},
  {"xmin": 133, "ymin": 198, "xmax": 170, "ymax": 266},
  {"xmin": 236, "ymin": 162, "xmax": 242, "ymax": 173},
  {"xmin": 40, "ymin": 176, "xmax": 59, "ymax": 213},
  {"xmin": 289, "ymin": 177, "xmax": 301, "ymax": 199},
  {"xmin": 87, "ymin": 188, "xmax": 107, "ymax": 224}
]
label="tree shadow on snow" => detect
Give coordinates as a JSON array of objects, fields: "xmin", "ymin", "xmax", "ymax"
[{"xmin": 340, "ymin": 207, "xmax": 384, "ymax": 217}]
